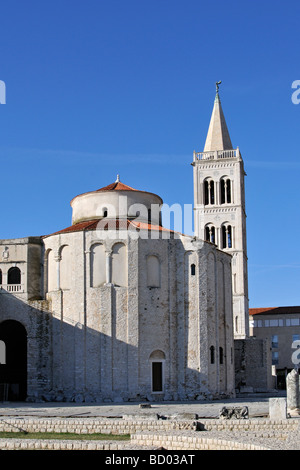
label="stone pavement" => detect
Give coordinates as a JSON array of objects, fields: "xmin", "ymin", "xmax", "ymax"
[
  {"xmin": 2, "ymin": 392, "xmax": 300, "ymax": 450},
  {"xmin": 0, "ymin": 394, "xmax": 280, "ymax": 419}
]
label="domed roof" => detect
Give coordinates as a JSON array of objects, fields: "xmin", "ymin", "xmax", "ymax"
[
  {"xmin": 70, "ymin": 175, "xmax": 162, "ymax": 204},
  {"xmin": 70, "ymin": 176, "xmax": 163, "ymax": 226}
]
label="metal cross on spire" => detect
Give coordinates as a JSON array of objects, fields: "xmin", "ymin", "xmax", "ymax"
[{"xmin": 216, "ymin": 80, "xmax": 222, "ymax": 94}]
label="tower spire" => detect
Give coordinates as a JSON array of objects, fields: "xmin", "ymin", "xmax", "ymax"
[{"xmin": 203, "ymin": 82, "xmax": 233, "ymax": 152}]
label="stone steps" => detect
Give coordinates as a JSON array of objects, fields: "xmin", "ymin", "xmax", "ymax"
[
  {"xmin": 0, "ymin": 417, "xmax": 298, "ymax": 434},
  {"xmin": 131, "ymin": 430, "xmax": 270, "ymax": 450},
  {"xmin": 0, "ymin": 417, "xmax": 298, "ymax": 450}
]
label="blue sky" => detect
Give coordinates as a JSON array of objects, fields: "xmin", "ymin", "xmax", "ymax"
[{"xmin": 0, "ymin": 0, "xmax": 299, "ymax": 308}]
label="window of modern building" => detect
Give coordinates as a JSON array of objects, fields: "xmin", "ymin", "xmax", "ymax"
[
  {"xmin": 272, "ymin": 351, "xmax": 279, "ymax": 365},
  {"xmin": 271, "ymin": 335, "xmax": 278, "ymax": 349}
]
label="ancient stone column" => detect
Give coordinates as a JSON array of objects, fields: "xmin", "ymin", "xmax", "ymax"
[{"xmin": 286, "ymin": 369, "xmax": 300, "ymax": 416}]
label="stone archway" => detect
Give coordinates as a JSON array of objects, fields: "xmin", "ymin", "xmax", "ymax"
[{"xmin": 0, "ymin": 320, "xmax": 27, "ymax": 401}]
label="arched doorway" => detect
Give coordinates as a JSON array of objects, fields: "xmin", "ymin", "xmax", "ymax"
[
  {"xmin": 0, "ymin": 320, "xmax": 27, "ymax": 401},
  {"xmin": 149, "ymin": 350, "xmax": 165, "ymax": 393}
]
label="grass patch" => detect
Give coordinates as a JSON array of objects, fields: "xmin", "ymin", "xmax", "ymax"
[{"xmin": 0, "ymin": 431, "xmax": 130, "ymax": 441}]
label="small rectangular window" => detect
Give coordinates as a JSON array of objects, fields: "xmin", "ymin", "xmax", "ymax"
[
  {"xmin": 271, "ymin": 335, "xmax": 278, "ymax": 348},
  {"xmin": 272, "ymin": 351, "xmax": 279, "ymax": 365}
]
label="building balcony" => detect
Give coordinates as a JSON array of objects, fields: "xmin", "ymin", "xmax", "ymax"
[{"xmin": 0, "ymin": 284, "xmax": 24, "ymax": 293}]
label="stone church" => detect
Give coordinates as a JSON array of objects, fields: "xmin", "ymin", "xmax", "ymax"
[{"xmin": 0, "ymin": 86, "xmax": 271, "ymax": 402}]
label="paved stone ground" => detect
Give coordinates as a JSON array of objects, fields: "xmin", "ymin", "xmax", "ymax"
[
  {"xmin": 0, "ymin": 394, "xmax": 275, "ymax": 419},
  {"xmin": 2, "ymin": 392, "xmax": 300, "ymax": 450}
]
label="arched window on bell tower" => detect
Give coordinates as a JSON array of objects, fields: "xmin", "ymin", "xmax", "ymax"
[
  {"xmin": 220, "ymin": 177, "xmax": 232, "ymax": 204},
  {"xmin": 221, "ymin": 224, "xmax": 233, "ymax": 249},
  {"xmin": 205, "ymin": 224, "xmax": 216, "ymax": 244},
  {"xmin": 204, "ymin": 178, "xmax": 215, "ymax": 205}
]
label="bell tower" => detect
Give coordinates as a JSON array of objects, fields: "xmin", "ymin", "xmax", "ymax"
[{"xmin": 192, "ymin": 83, "xmax": 249, "ymax": 339}]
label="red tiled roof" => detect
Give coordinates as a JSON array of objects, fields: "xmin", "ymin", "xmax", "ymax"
[
  {"xmin": 44, "ymin": 219, "xmax": 176, "ymax": 238},
  {"xmin": 70, "ymin": 180, "xmax": 163, "ymax": 205},
  {"xmin": 250, "ymin": 306, "xmax": 300, "ymax": 316},
  {"xmin": 96, "ymin": 181, "xmax": 138, "ymax": 192}
]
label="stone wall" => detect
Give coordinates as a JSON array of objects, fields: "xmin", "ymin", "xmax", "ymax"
[
  {"xmin": 1, "ymin": 225, "xmax": 235, "ymax": 402},
  {"xmin": 234, "ymin": 337, "xmax": 273, "ymax": 392}
]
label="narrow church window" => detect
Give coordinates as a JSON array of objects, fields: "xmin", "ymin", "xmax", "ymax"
[
  {"xmin": 0, "ymin": 269, "xmax": 2, "ymax": 285},
  {"xmin": 205, "ymin": 225, "xmax": 215, "ymax": 244},
  {"xmin": 210, "ymin": 181, "xmax": 215, "ymax": 204},
  {"xmin": 221, "ymin": 224, "xmax": 233, "ymax": 249},
  {"xmin": 7, "ymin": 267, "xmax": 21, "ymax": 285},
  {"xmin": 0, "ymin": 340, "xmax": 5, "ymax": 364},
  {"xmin": 103, "ymin": 208, "xmax": 108, "ymax": 217},
  {"xmin": 191, "ymin": 264, "xmax": 196, "ymax": 276},
  {"xmin": 235, "ymin": 316, "xmax": 239, "ymax": 333},
  {"xmin": 210, "ymin": 346, "xmax": 215, "ymax": 364},
  {"xmin": 220, "ymin": 178, "xmax": 231, "ymax": 204},
  {"xmin": 204, "ymin": 179, "xmax": 215, "ymax": 205},
  {"xmin": 227, "ymin": 179, "xmax": 231, "ymax": 203},
  {"xmin": 219, "ymin": 347, "xmax": 224, "ymax": 364},
  {"xmin": 204, "ymin": 181, "xmax": 209, "ymax": 205},
  {"xmin": 227, "ymin": 225, "xmax": 232, "ymax": 248},
  {"xmin": 220, "ymin": 179, "xmax": 225, "ymax": 204}
]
